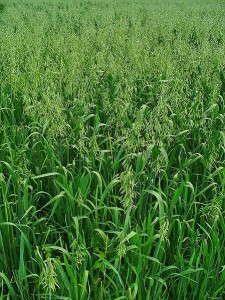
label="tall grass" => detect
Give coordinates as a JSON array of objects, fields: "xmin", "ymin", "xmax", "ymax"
[{"xmin": 0, "ymin": 0, "xmax": 225, "ymax": 299}]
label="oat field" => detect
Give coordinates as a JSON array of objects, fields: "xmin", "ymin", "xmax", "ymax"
[{"xmin": 0, "ymin": 0, "xmax": 225, "ymax": 299}]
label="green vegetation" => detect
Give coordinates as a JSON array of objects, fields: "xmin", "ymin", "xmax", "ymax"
[{"xmin": 0, "ymin": 0, "xmax": 225, "ymax": 298}]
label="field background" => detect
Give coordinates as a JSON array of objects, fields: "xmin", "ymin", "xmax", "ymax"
[{"xmin": 0, "ymin": 0, "xmax": 225, "ymax": 299}]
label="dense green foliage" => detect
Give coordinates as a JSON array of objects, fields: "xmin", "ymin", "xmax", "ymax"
[{"xmin": 0, "ymin": 0, "xmax": 225, "ymax": 298}]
